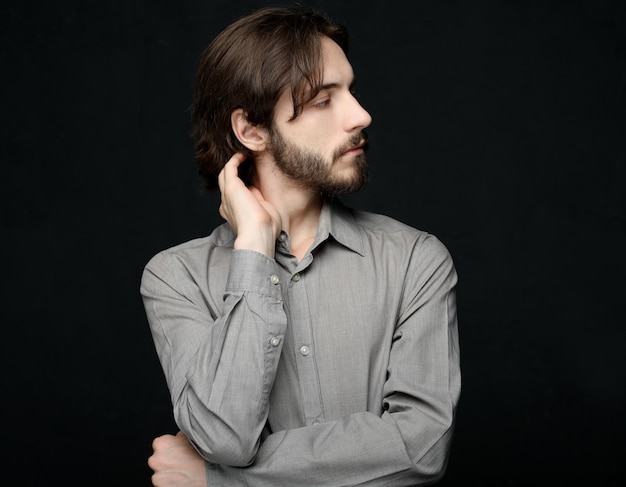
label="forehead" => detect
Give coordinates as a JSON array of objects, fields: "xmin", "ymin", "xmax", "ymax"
[{"xmin": 319, "ymin": 36, "xmax": 355, "ymax": 84}]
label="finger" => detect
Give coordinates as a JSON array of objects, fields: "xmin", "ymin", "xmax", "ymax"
[
  {"xmin": 219, "ymin": 154, "xmax": 242, "ymax": 194},
  {"xmin": 152, "ymin": 434, "xmax": 177, "ymax": 451},
  {"xmin": 227, "ymin": 151, "xmax": 248, "ymax": 168},
  {"xmin": 218, "ymin": 166, "xmax": 225, "ymax": 193},
  {"xmin": 152, "ymin": 472, "xmax": 190, "ymax": 487},
  {"xmin": 218, "ymin": 159, "xmax": 233, "ymax": 193},
  {"xmin": 222, "ymin": 152, "xmax": 248, "ymax": 182},
  {"xmin": 248, "ymin": 185, "xmax": 265, "ymax": 202}
]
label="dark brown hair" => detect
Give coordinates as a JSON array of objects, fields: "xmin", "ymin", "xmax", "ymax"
[{"xmin": 191, "ymin": 6, "xmax": 349, "ymax": 191}]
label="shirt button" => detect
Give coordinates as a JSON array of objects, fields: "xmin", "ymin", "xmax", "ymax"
[
  {"xmin": 269, "ymin": 336, "xmax": 281, "ymax": 347},
  {"xmin": 278, "ymin": 232, "xmax": 287, "ymax": 243},
  {"xmin": 299, "ymin": 345, "xmax": 310, "ymax": 356},
  {"xmin": 292, "ymin": 273, "xmax": 301, "ymax": 282},
  {"xmin": 269, "ymin": 274, "xmax": 280, "ymax": 285}
]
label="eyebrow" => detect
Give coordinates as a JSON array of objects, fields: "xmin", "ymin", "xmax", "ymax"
[
  {"xmin": 320, "ymin": 82, "xmax": 339, "ymax": 91},
  {"xmin": 319, "ymin": 78, "xmax": 356, "ymax": 91}
]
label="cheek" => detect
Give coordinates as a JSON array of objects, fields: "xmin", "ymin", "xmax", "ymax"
[
  {"xmin": 306, "ymin": 125, "xmax": 339, "ymax": 149},
  {"xmin": 282, "ymin": 117, "xmax": 340, "ymax": 155},
  {"xmin": 294, "ymin": 131, "xmax": 332, "ymax": 154}
]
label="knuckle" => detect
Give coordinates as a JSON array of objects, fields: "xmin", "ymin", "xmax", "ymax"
[
  {"xmin": 147, "ymin": 453, "xmax": 159, "ymax": 470},
  {"xmin": 152, "ymin": 434, "xmax": 172, "ymax": 451},
  {"xmin": 151, "ymin": 437, "xmax": 162, "ymax": 451},
  {"xmin": 151, "ymin": 472, "xmax": 164, "ymax": 487}
]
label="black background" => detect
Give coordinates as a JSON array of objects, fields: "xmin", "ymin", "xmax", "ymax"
[{"xmin": 5, "ymin": 1, "xmax": 625, "ymax": 485}]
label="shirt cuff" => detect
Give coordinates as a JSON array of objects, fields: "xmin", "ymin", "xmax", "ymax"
[{"xmin": 226, "ymin": 249, "xmax": 283, "ymax": 300}]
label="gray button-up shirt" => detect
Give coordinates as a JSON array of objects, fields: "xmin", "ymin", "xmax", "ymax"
[{"xmin": 141, "ymin": 200, "xmax": 460, "ymax": 486}]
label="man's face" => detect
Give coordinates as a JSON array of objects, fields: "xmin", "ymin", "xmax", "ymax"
[{"xmin": 268, "ymin": 36, "xmax": 372, "ymax": 196}]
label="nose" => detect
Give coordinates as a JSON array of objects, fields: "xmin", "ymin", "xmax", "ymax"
[{"xmin": 346, "ymin": 93, "xmax": 372, "ymax": 132}]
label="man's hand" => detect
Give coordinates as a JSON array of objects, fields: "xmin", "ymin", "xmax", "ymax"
[
  {"xmin": 148, "ymin": 431, "xmax": 207, "ymax": 487},
  {"xmin": 218, "ymin": 152, "xmax": 282, "ymax": 257}
]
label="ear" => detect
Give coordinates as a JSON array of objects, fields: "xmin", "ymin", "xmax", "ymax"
[{"xmin": 231, "ymin": 108, "xmax": 269, "ymax": 152}]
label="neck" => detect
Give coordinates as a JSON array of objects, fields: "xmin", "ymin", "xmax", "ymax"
[{"xmin": 251, "ymin": 164, "xmax": 324, "ymax": 259}]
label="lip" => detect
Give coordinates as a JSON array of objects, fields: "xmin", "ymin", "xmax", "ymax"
[{"xmin": 342, "ymin": 141, "xmax": 366, "ymax": 156}]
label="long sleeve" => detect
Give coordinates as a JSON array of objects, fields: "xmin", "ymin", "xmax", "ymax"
[
  {"xmin": 141, "ymin": 248, "xmax": 288, "ymax": 466},
  {"xmin": 206, "ymin": 235, "xmax": 461, "ymax": 486}
]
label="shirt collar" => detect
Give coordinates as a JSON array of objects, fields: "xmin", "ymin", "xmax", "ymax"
[{"xmin": 313, "ymin": 199, "xmax": 365, "ymax": 256}]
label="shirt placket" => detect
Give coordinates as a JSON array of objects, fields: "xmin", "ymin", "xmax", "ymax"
[{"xmin": 276, "ymin": 233, "xmax": 325, "ymax": 426}]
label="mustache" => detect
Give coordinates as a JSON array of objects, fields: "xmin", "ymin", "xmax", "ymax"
[{"xmin": 333, "ymin": 131, "xmax": 369, "ymax": 159}]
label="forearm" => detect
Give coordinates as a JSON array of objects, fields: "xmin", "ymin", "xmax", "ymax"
[
  {"xmin": 142, "ymin": 249, "xmax": 287, "ymax": 466},
  {"xmin": 207, "ymin": 408, "xmax": 456, "ymax": 486}
]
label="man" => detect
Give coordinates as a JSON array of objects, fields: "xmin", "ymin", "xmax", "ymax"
[{"xmin": 141, "ymin": 6, "xmax": 460, "ymax": 486}]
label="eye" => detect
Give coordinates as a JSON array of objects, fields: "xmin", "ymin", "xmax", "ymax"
[{"xmin": 313, "ymin": 97, "xmax": 330, "ymax": 108}]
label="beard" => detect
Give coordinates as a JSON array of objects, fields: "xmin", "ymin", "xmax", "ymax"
[{"xmin": 267, "ymin": 127, "xmax": 369, "ymax": 197}]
